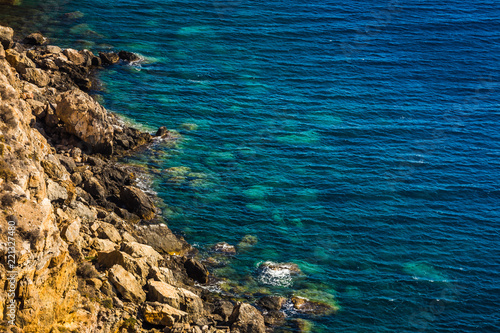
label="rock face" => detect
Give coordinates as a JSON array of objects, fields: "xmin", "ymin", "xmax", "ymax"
[
  {"xmin": 119, "ymin": 186, "xmax": 156, "ymax": 220},
  {"xmin": 55, "ymin": 90, "xmax": 115, "ymax": 154},
  {"xmin": 229, "ymin": 303, "xmax": 267, "ymax": 333},
  {"xmin": 108, "ymin": 265, "xmax": 146, "ymax": 302},
  {"xmin": 0, "ymin": 24, "xmax": 274, "ymax": 333}
]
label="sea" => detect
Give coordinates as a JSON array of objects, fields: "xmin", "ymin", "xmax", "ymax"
[{"xmin": 1, "ymin": 0, "xmax": 499, "ymax": 331}]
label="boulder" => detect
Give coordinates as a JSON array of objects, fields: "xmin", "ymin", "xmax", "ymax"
[
  {"xmin": 118, "ymin": 50, "xmax": 140, "ymax": 62},
  {"xmin": 61, "ymin": 219, "xmax": 81, "ymax": 243},
  {"xmin": 21, "ymin": 68, "xmax": 50, "ymax": 87},
  {"xmin": 46, "ymin": 45, "xmax": 62, "ymax": 54},
  {"xmin": 212, "ymin": 242, "xmax": 236, "ymax": 255},
  {"xmin": 147, "ymin": 281, "xmax": 181, "ymax": 308},
  {"xmin": 108, "ymin": 264, "xmax": 146, "ymax": 303},
  {"xmin": 23, "ymin": 32, "xmax": 47, "ymax": 45},
  {"xmin": 98, "ymin": 250, "xmax": 149, "ymax": 284},
  {"xmin": 0, "ymin": 25, "xmax": 14, "ymax": 49},
  {"xmin": 290, "ymin": 296, "xmax": 337, "ymax": 316},
  {"xmin": 212, "ymin": 299, "xmax": 234, "ymax": 322},
  {"xmin": 134, "ymin": 224, "xmax": 191, "ymax": 255},
  {"xmin": 99, "ymin": 52, "xmax": 120, "ymax": 65},
  {"xmin": 0, "ymin": 43, "xmax": 4, "ymax": 59},
  {"xmin": 256, "ymin": 295, "xmax": 286, "ymax": 311},
  {"xmin": 228, "ymin": 303, "xmax": 266, "ymax": 333},
  {"xmin": 119, "ymin": 186, "xmax": 156, "ymax": 220},
  {"xmin": 83, "ymin": 176, "xmax": 107, "ymax": 202},
  {"xmin": 148, "ymin": 266, "xmax": 176, "ymax": 286},
  {"xmin": 57, "ymin": 154, "xmax": 77, "ymax": 173},
  {"xmin": 97, "ymin": 222, "xmax": 122, "ymax": 243},
  {"xmin": 55, "ymin": 90, "xmax": 114, "ymax": 154},
  {"xmin": 121, "ymin": 241, "xmax": 163, "ymax": 267},
  {"xmin": 63, "ymin": 48, "xmax": 86, "ymax": 66},
  {"xmin": 46, "ymin": 179, "xmax": 68, "ymax": 202},
  {"xmin": 184, "ymin": 258, "xmax": 208, "ymax": 284},
  {"xmin": 5, "ymin": 49, "xmax": 36, "ymax": 72},
  {"xmin": 141, "ymin": 301, "xmax": 188, "ymax": 327},
  {"xmin": 177, "ymin": 288, "xmax": 204, "ymax": 321},
  {"xmin": 91, "ymin": 238, "xmax": 117, "ymax": 252}
]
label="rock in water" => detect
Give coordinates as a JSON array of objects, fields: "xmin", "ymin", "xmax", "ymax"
[
  {"xmin": 118, "ymin": 50, "xmax": 140, "ymax": 62},
  {"xmin": 99, "ymin": 51, "xmax": 120, "ymax": 65},
  {"xmin": 119, "ymin": 186, "xmax": 156, "ymax": 220},
  {"xmin": 23, "ymin": 32, "xmax": 47, "ymax": 45},
  {"xmin": 228, "ymin": 303, "xmax": 266, "ymax": 333},
  {"xmin": 184, "ymin": 258, "xmax": 209, "ymax": 284},
  {"xmin": 55, "ymin": 89, "xmax": 115, "ymax": 154}
]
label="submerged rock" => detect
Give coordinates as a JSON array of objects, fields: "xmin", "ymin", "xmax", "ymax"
[{"xmin": 212, "ymin": 242, "xmax": 236, "ymax": 255}]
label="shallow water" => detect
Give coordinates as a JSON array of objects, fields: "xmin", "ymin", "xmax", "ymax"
[{"xmin": 2, "ymin": 0, "xmax": 500, "ymax": 331}]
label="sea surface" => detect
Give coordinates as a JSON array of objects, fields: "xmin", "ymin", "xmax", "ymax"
[{"xmin": 2, "ymin": 0, "xmax": 500, "ymax": 331}]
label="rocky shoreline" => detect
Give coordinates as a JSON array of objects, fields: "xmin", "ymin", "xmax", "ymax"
[{"xmin": 0, "ymin": 25, "xmax": 277, "ymax": 333}]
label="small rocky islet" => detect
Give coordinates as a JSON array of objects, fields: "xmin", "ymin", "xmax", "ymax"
[{"xmin": 0, "ymin": 23, "xmax": 336, "ymax": 333}]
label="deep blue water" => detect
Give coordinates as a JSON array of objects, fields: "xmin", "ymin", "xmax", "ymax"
[{"xmin": 2, "ymin": 0, "xmax": 500, "ymax": 331}]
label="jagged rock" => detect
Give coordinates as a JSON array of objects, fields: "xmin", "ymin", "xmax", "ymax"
[
  {"xmin": 46, "ymin": 45, "xmax": 62, "ymax": 54},
  {"xmin": 212, "ymin": 299, "xmax": 234, "ymax": 322},
  {"xmin": 212, "ymin": 242, "xmax": 236, "ymax": 255},
  {"xmin": 97, "ymin": 222, "xmax": 122, "ymax": 243},
  {"xmin": 99, "ymin": 51, "xmax": 120, "ymax": 65},
  {"xmin": 256, "ymin": 295, "xmax": 286, "ymax": 311},
  {"xmin": 97, "ymin": 250, "xmax": 149, "ymax": 284},
  {"xmin": 5, "ymin": 49, "xmax": 36, "ymax": 72},
  {"xmin": 228, "ymin": 303, "xmax": 266, "ymax": 333},
  {"xmin": 119, "ymin": 186, "xmax": 156, "ymax": 220},
  {"xmin": 121, "ymin": 241, "xmax": 163, "ymax": 267},
  {"xmin": 0, "ymin": 25, "xmax": 13, "ymax": 49},
  {"xmin": 184, "ymin": 258, "xmax": 209, "ymax": 284},
  {"xmin": 142, "ymin": 301, "xmax": 188, "ymax": 327},
  {"xmin": 23, "ymin": 32, "xmax": 47, "ymax": 45},
  {"xmin": 57, "ymin": 154, "xmax": 77, "ymax": 173},
  {"xmin": 149, "ymin": 266, "xmax": 176, "ymax": 286},
  {"xmin": 21, "ymin": 68, "xmax": 50, "ymax": 87},
  {"xmin": 83, "ymin": 176, "xmax": 107, "ymax": 201},
  {"xmin": 46, "ymin": 179, "xmax": 68, "ymax": 202},
  {"xmin": 55, "ymin": 89, "xmax": 114, "ymax": 154},
  {"xmin": 108, "ymin": 264, "xmax": 146, "ymax": 303},
  {"xmin": 147, "ymin": 281, "xmax": 181, "ymax": 308},
  {"xmin": 134, "ymin": 224, "xmax": 191, "ymax": 255},
  {"xmin": 63, "ymin": 48, "xmax": 85, "ymax": 66},
  {"xmin": 0, "ymin": 43, "xmax": 5, "ymax": 59},
  {"xmin": 61, "ymin": 218, "xmax": 81, "ymax": 243},
  {"xmin": 156, "ymin": 126, "xmax": 169, "ymax": 137},
  {"xmin": 263, "ymin": 310, "xmax": 286, "ymax": 326},
  {"xmin": 177, "ymin": 288, "xmax": 204, "ymax": 321},
  {"xmin": 118, "ymin": 50, "xmax": 140, "ymax": 62},
  {"xmin": 92, "ymin": 238, "xmax": 118, "ymax": 252}
]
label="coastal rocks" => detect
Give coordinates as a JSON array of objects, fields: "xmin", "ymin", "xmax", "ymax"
[
  {"xmin": 108, "ymin": 264, "xmax": 146, "ymax": 302},
  {"xmin": 212, "ymin": 242, "xmax": 236, "ymax": 255},
  {"xmin": 0, "ymin": 25, "xmax": 13, "ymax": 48},
  {"xmin": 228, "ymin": 303, "xmax": 266, "ymax": 333},
  {"xmin": 99, "ymin": 51, "xmax": 120, "ymax": 65},
  {"xmin": 148, "ymin": 281, "xmax": 181, "ymax": 308},
  {"xmin": 21, "ymin": 68, "xmax": 50, "ymax": 87},
  {"xmin": 120, "ymin": 185, "xmax": 156, "ymax": 220},
  {"xmin": 257, "ymin": 262, "xmax": 302, "ymax": 287},
  {"xmin": 142, "ymin": 302, "xmax": 188, "ymax": 327},
  {"xmin": 23, "ymin": 32, "xmax": 47, "ymax": 45},
  {"xmin": 118, "ymin": 50, "xmax": 141, "ymax": 62},
  {"xmin": 184, "ymin": 258, "xmax": 209, "ymax": 284},
  {"xmin": 63, "ymin": 48, "xmax": 86, "ymax": 66},
  {"xmin": 5, "ymin": 49, "xmax": 36, "ymax": 72},
  {"xmin": 55, "ymin": 89, "xmax": 115, "ymax": 154},
  {"xmin": 134, "ymin": 224, "xmax": 192, "ymax": 255}
]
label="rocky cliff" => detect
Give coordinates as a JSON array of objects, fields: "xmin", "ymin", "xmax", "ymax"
[{"xmin": 0, "ymin": 25, "xmax": 270, "ymax": 333}]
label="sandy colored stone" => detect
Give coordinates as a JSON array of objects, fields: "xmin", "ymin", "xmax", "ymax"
[{"xmin": 108, "ymin": 264, "xmax": 146, "ymax": 303}]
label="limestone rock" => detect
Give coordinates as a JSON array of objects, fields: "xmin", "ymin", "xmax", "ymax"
[
  {"xmin": 119, "ymin": 186, "xmax": 156, "ymax": 220},
  {"xmin": 83, "ymin": 176, "xmax": 107, "ymax": 201},
  {"xmin": 63, "ymin": 48, "xmax": 85, "ymax": 66},
  {"xmin": 97, "ymin": 250, "xmax": 149, "ymax": 284},
  {"xmin": 118, "ymin": 50, "xmax": 140, "ymax": 62},
  {"xmin": 46, "ymin": 179, "xmax": 68, "ymax": 202},
  {"xmin": 0, "ymin": 25, "xmax": 13, "ymax": 49},
  {"xmin": 21, "ymin": 68, "xmax": 50, "ymax": 87},
  {"xmin": 92, "ymin": 238, "xmax": 118, "ymax": 252},
  {"xmin": 228, "ymin": 303, "xmax": 266, "ymax": 333},
  {"xmin": 142, "ymin": 301, "xmax": 188, "ymax": 327},
  {"xmin": 99, "ymin": 52, "xmax": 120, "ymax": 65},
  {"xmin": 256, "ymin": 295, "xmax": 286, "ymax": 311},
  {"xmin": 184, "ymin": 258, "xmax": 209, "ymax": 284},
  {"xmin": 5, "ymin": 49, "xmax": 36, "ymax": 72},
  {"xmin": 147, "ymin": 281, "xmax": 181, "ymax": 308},
  {"xmin": 61, "ymin": 218, "xmax": 81, "ymax": 243},
  {"xmin": 212, "ymin": 242, "xmax": 236, "ymax": 255},
  {"xmin": 121, "ymin": 241, "xmax": 163, "ymax": 266},
  {"xmin": 23, "ymin": 32, "xmax": 47, "ymax": 45},
  {"xmin": 212, "ymin": 299, "xmax": 234, "ymax": 322},
  {"xmin": 108, "ymin": 264, "xmax": 146, "ymax": 303},
  {"xmin": 97, "ymin": 222, "xmax": 122, "ymax": 243},
  {"xmin": 134, "ymin": 224, "xmax": 191, "ymax": 255},
  {"xmin": 55, "ymin": 89, "xmax": 114, "ymax": 154}
]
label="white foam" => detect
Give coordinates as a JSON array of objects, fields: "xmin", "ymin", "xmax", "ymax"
[{"xmin": 257, "ymin": 261, "xmax": 294, "ymax": 287}]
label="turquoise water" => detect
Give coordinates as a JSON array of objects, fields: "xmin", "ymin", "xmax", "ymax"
[{"xmin": 2, "ymin": 0, "xmax": 500, "ymax": 331}]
